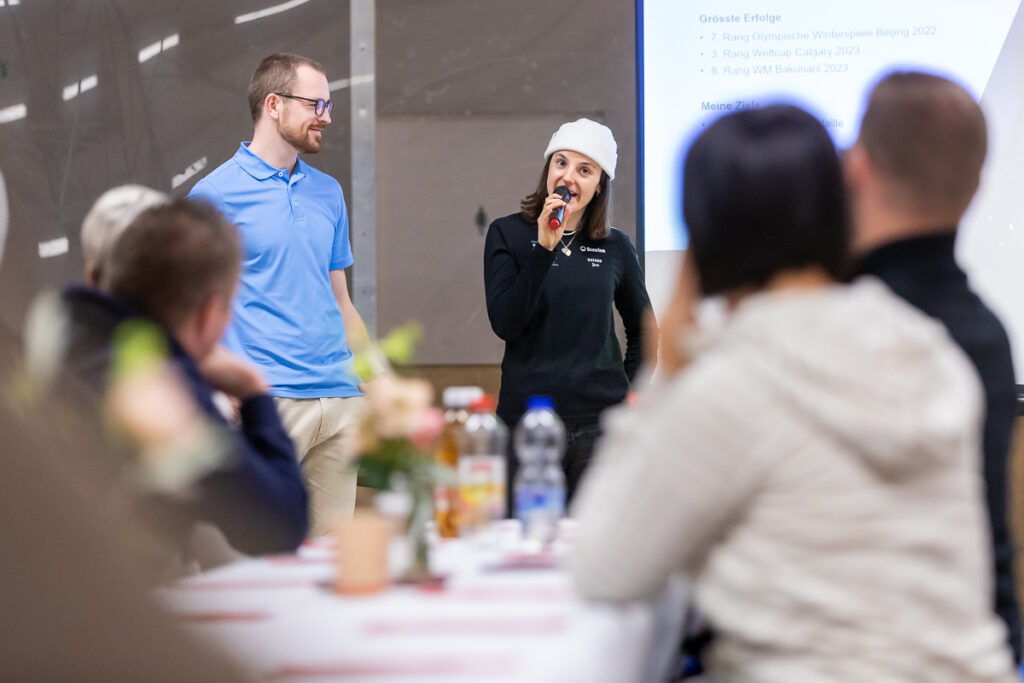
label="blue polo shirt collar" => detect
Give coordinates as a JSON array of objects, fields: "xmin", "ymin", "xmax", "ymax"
[{"xmin": 234, "ymin": 142, "xmax": 307, "ymax": 183}]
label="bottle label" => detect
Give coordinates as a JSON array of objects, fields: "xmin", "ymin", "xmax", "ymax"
[
  {"xmin": 458, "ymin": 455, "xmax": 506, "ymax": 526},
  {"xmin": 515, "ymin": 486, "xmax": 565, "ymax": 540}
]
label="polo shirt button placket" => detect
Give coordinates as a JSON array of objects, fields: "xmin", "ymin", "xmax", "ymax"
[
  {"xmin": 288, "ymin": 191, "xmax": 305, "ymax": 221},
  {"xmin": 287, "ymin": 173, "xmax": 306, "ymax": 221}
]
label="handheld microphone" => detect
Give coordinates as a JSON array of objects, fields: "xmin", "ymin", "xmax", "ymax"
[{"xmin": 548, "ymin": 186, "xmax": 571, "ymax": 230}]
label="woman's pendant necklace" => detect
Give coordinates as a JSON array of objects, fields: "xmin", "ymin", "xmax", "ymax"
[{"xmin": 560, "ymin": 231, "xmax": 577, "ymax": 257}]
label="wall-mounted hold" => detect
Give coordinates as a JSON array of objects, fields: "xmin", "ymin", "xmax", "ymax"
[
  {"xmin": 475, "ymin": 206, "xmax": 487, "ymax": 235},
  {"xmin": 0, "ymin": 103, "xmax": 25, "ymax": 124},
  {"xmin": 172, "ymin": 156, "xmax": 208, "ymax": 190},
  {"xmin": 38, "ymin": 237, "xmax": 69, "ymax": 259},
  {"xmin": 62, "ymin": 74, "xmax": 98, "ymax": 102},
  {"xmin": 138, "ymin": 33, "xmax": 180, "ymax": 64}
]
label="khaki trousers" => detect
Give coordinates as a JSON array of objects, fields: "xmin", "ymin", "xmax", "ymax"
[{"xmin": 274, "ymin": 396, "xmax": 366, "ymax": 538}]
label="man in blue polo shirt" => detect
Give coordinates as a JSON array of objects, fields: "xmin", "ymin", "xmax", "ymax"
[{"xmin": 189, "ymin": 53, "xmax": 368, "ymax": 537}]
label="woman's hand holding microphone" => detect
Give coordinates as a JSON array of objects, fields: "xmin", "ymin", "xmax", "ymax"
[{"xmin": 536, "ymin": 187, "xmax": 571, "ymax": 251}]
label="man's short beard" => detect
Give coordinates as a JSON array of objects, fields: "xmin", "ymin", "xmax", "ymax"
[{"xmin": 282, "ymin": 125, "xmax": 322, "ymax": 155}]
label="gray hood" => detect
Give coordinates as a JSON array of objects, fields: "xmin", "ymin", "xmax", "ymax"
[{"xmin": 703, "ymin": 278, "xmax": 982, "ymax": 480}]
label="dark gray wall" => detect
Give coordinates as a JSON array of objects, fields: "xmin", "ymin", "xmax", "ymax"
[
  {"xmin": 378, "ymin": 0, "xmax": 636, "ymax": 227},
  {"xmin": 0, "ymin": 0, "xmax": 636, "ymax": 364},
  {"xmin": 0, "ymin": 0, "xmax": 352, "ymax": 328}
]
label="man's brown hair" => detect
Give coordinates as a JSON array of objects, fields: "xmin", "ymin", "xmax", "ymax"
[
  {"xmin": 103, "ymin": 199, "xmax": 241, "ymax": 330},
  {"xmin": 248, "ymin": 53, "xmax": 326, "ymax": 122},
  {"xmin": 858, "ymin": 71, "xmax": 987, "ymax": 217}
]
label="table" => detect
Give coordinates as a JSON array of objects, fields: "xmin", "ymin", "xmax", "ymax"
[{"xmin": 158, "ymin": 535, "xmax": 688, "ymax": 682}]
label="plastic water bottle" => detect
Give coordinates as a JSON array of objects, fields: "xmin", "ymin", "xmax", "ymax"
[
  {"xmin": 457, "ymin": 394, "xmax": 508, "ymax": 535},
  {"xmin": 514, "ymin": 395, "xmax": 566, "ymax": 545}
]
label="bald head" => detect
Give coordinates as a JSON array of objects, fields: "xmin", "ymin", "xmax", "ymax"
[{"xmin": 857, "ymin": 71, "xmax": 987, "ymax": 220}]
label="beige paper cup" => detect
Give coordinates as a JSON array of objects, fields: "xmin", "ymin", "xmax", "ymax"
[{"xmin": 333, "ymin": 510, "xmax": 393, "ymax": 595}]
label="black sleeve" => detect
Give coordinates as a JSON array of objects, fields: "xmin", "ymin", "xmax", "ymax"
[
  {"xmin": 196, "ymin": 394, "xmax": 308, "ymax": 553},
  {"xmin": 614, "ymin": 233, "xmax": 653, "ymax": 383},
  {"xmin": 484, "ymin": 219, "xmax": 557, "ymax": 341},
  {"xmin": 979, "ymin": 342, "xmax": 1022, "ymax": 663}
]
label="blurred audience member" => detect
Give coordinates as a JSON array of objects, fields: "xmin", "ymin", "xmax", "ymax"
[
  {"xmin": 21, "ymin": 184, "xmax": 168, "ymax": 404},
  {"xmin": 847, "ymin": 71, "xmax": 1021, "ymax": 661},
  {"xmin": 0, "ymin": 168, "xmax": 13, "ymax": 388},
  {"xmin": 59, "ymin": 198, "xmax": 308, "ymax": 556},
  {"xmin": 0, "ymin": 171, "xmax": 248, "ymax": 680},
  {"xmin": 570, "ymin": 105, "xmax": 1016, "ymax": 681},
  {"xmin": 0, "ymin": 168, "xmax": 7, "ymax": 265},
  {"xmin": 80, "ymin": 184, "xmax": 168, "ymax": 285},
  {"xmin": 0, "ymin": 405, "xmax": 253, "ymax": 681}
]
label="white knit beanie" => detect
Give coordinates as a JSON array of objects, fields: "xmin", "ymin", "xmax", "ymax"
[{"xmin": 543, "ymin": 118, "xmax": 618, "ymax": 180}]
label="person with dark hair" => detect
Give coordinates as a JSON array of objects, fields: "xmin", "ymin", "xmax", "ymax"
[
  {"xmin": 189, "ymin": 53, "xmax": 368, "ymax": 538},
  {"xmin": 0, "ymin": 175, "xmax": 248, "ymax": 681},
  {"xmin": 59, "ymin": 198, "xmax": 308, "ymax": 556},
  {"xmin": 570, "ymin": 105, "xmax": 1017, "ymax": 680},
  {"xmin": 847, "ymin": 71, "xmax": 1021, "ymax": 662},
  {"xmin": 483, "ymin": 118, "xmax": 653, "ymax": 505}
]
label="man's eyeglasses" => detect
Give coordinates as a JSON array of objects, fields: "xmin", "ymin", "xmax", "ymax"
[{"xmin": 274, "ymin": 93, "xmax": 333, "ymax": 117}]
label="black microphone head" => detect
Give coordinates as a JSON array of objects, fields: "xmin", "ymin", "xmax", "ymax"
[{"xmin": 554, "ymin": 185, "xmax": 571, "ymax": 201}]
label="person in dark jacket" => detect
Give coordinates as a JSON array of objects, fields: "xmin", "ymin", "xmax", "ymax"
[
  {"xmin": 847, "ymin": 70, "xmax": 1021, "ymax": 661},
  {"xmin": 0, "ymin": 170, "xmax": 249, "ymax": 683},
  {"xmin": 484, "ymin": 118, "xmax": 653, "ymax": 505},
  {"xmin": 60, "ymin": 198, "xmax": 308, "ymax": 556}
]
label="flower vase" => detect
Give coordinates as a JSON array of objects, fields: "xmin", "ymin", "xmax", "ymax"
[{"xmin": 403, "ymin": 481, "xmax": 433, "ymax": 582}]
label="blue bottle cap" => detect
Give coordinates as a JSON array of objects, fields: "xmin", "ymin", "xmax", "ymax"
[{"xmin": 526, "ymin": 395, "xmax": 555, "ymax": 411}]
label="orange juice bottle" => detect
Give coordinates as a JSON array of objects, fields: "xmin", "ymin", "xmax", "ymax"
[{"xmin": 434, "ymin": 386, "xmax": 482, "ymax": 538}]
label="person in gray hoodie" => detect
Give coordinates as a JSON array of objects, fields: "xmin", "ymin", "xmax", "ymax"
[{"xmin": 570, "ymin": 106, "xmax": 1017, "ymax": 682}]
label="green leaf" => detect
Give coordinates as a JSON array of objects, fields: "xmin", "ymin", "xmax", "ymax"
[
  {"xmin": 380, "ymin": 322, "xmax": 423, "ymax": 365},
  {"xmin": 110, "ymin": 320, "xmax": 169, "ymax": 380},
  {"xmin": 351, "ymin": 438, "xmax": 453, "ymax": 491}
]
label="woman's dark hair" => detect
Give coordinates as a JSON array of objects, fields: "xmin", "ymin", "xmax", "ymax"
[
  {"xmin": 683, "ymin": 105, "xmax": 848, "ymax": 295},
  {"xmin": 520, "ymin": 159, "xmax": 611, "ymax": 241}
]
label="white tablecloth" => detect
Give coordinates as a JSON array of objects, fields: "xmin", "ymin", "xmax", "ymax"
[{"xmin": 158, "ymin": 538, "xmax": 688, "ymax": 682}]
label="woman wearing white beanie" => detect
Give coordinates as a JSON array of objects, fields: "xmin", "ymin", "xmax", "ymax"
[{"xmin": 483, "ymin": 118, "xmax": 653, "ymax": 509}]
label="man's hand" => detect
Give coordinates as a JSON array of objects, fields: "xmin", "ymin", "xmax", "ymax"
[
  {"xmin": 199, "ymin": 345, "xmax": 269, "ymax": 400},
  {"xmin": 330, "ymin": 269, "xmax": 371, "ymax": 356},
  {"xmin": 108, "ymin": 362, "xmax": 199, "ymax": 449}
]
